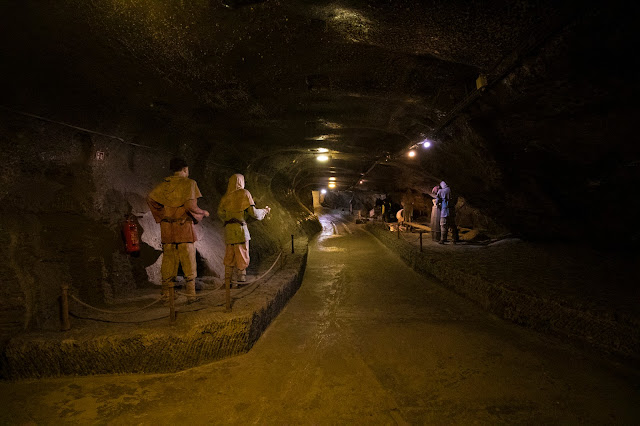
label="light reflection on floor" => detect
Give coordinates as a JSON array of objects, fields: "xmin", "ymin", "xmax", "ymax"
[{"xmin": 316, "ymin": 209, "xmax": 349, "ymax": 251}]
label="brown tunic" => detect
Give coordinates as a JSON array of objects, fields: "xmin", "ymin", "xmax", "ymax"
[{"xmin": 147, "ymin": 175, "xmax": 206, "ymax": 244}]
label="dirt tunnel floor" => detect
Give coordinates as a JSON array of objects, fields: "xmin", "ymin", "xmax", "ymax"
[{"xmin": 0, "ymin": 211, "xmax": 639, "ymax": 424}]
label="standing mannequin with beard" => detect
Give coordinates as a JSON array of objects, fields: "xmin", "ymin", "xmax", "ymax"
[
  {"xmin": 217, "ymin": 174, "xmax": 271, "ymax": 298},
  {"xmin": 436, "ymin": 181, "xmax": 459, "ymax": 244}
]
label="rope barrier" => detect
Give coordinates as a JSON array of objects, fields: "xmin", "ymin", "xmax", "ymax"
[
  {"xmin": 64, "ymin": 250, "xmax": 285, "ymax": 324},
  {"xmin": 69, "ymin": 312, "xmax": 171, "ymax": 324},
  {"xmin": 70, "ymin": 295, "xmax": 164, "ymax": 314},
  {"xmin": 231, "ymin": 257, "xmax": 281, "ymax": 296},
  {"xmin": 69, "ymin": 300, "xmax": 220, "ymax": 324},
  {"xmin": 174, "ymin": 288, "xmax": 220, "ymax": 299},
  {"xmin": 0, "ymin": 105, "xmax": 158, "ymax": 150},
  {"xmin": 239, "ymin": 251, "xmax": 283, "ymax": 285},
  {"xmin": 175, "ymin": 251, "xmax": 283, "ymax": 299}
]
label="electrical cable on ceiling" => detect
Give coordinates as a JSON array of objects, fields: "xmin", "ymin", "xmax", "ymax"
[
  {"xmin": 350, "ymin": 9, "xmax": 577, "ymax": 191},
  {"xmin": 2, "ymin": 105, "xmax": 245, "ymax": 174},
  {"xmin": 0, "ymin": 104, "xmax": 156, "ymax": 150}
]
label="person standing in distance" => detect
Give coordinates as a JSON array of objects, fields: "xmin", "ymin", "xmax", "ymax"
[
  {"xmin": 430, "ymin": 185, "xmax": 441, "ymax": 242},
  {"xmin": 436, "ymin": 181, "xmax": 459, "ymax": 244},
  {"xmin": 147, "ymin": 158, "xmax": 210, "ymax": 302}
]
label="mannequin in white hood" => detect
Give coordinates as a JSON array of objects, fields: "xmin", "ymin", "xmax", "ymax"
[{"xmin": 217, "ymin": 174, "xmax": 271, "ymax": 287}]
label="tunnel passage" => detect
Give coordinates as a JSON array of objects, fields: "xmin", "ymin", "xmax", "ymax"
[
  {"xmin": 1, "ymin": 209, "xmax": 638, "ymax": 423},
  {"xmin": 0, "ymin": 1, "xmax": 639, "ymax": 369}
]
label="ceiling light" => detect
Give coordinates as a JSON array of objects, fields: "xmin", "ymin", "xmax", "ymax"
[
  {"xmin": 329, "ymin": 177, "xmax": 336, "ymax": 181},
  {"xmin": 321, "ymin": 189, "xmax": 327, "ymax": 194},
  {"xmin": 359, "ymin": 180, "xmax": 364, "ymax": 184},
  {"xmin": 408, "ymin": 150, "xmax": 416, "ymax": 158},
  {"xmin": 306, "ymin": 134, "xmax": 340, "ymax": 141},
  {"xmin": 328, "ymin": 183, "xmax": 336, "ymax": 189},
  {"xmin": 317, "ymin": 155, "xmax": 329, "ymax": 162},
  {"xmin": 317, "ymin": 148, "xmax": 329, "ymax": 153},
  {"xmin": 422, "ymin": 140, "xmax": 432, "ymax": 148}
]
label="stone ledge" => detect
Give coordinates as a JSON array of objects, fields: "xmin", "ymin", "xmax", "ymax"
[
  {"xmin": 1, "ymin": 241, "xmax": 308, "ymax": 379},
  {"xmin": 366, "ymin": 223, "xmax": 640, "ymax": 361}
]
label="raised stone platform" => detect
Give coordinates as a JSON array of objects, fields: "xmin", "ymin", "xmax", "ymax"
[
  {"xmin": 366, "ymin": 223, "xmax": 640, "ymax": 362},
  {"xmin": 1, "ymin": 239, "xmax": 308, "ymax": 379}
]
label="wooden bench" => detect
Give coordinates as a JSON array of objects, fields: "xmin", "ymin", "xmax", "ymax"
[{"xmin": 404, "ymin": 221, "xmax": 431, "ymax": 232}]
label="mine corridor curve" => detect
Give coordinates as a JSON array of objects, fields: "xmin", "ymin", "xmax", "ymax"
[{"xmin": 0, "ymin": 210, "xmax": 638, "ymax": 424}]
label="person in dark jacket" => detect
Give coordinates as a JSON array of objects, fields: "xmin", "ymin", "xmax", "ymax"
[{"xmin": 436, "ymin": 181, "xmax": 459, "ymax": 244}]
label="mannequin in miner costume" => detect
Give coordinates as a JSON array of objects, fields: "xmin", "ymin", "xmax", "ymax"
[
  {"xmin": 217, "ymin": 174, "xmax": 271, "ymax": 288},
  {"xmin": 147, "ymin": 158, "xmax": 210, "ymax": 302}
]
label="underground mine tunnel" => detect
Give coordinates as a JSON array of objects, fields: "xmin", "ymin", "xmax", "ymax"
[{"xmin": 0, "ymin": 0, "xmax": 639, "ymax": 423}]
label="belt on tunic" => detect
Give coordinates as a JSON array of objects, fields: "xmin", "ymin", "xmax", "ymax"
[
  {"xmin": 224, "ymin": 218, "xmax": 247, "ymax": 226},
  {"xmin": 161, "ymin": 218, "xmax": 192, "ymax": 224}
]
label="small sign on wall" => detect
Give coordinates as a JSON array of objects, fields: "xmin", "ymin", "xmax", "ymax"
[{"xmin": 96, "ymin": 151, "xmax": 105, "ymax": 161}]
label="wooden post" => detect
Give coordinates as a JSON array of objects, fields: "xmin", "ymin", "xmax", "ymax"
[
  {"xmin": 169, "ymin": 286, "xmax": 176, "ymax": 322},
  {"xmin": 60, "ymin": 284, "xmax": 70, "ymax": 331},
  {"xmin": 291, "ymin": 234, "xmax": 295, "ymax": 254},
  {"xmin": 225, "ymin": 276, "xmax": 231, "ymax": 312},
  {"xmin": 419, "ymin": 232, "xmax": 423, "ymax": 252}
]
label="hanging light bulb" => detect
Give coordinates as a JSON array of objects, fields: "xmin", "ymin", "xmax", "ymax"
[
  {"xmin": 317, "ymin": 155, "xmax": 329, "ymax": 162},
  {"xmin": 408, "ymin": 150, "xmax": 416, "ymax": 158}
]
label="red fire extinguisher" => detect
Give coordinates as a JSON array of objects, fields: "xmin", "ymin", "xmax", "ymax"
[{"xmin": 122, "ymin": 215, "xmax": 141, "ymax": 254}]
